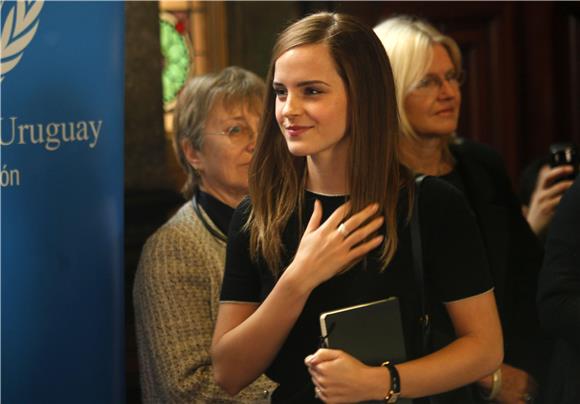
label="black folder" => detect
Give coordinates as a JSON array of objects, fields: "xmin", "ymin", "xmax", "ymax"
[{"xmin": 319, "ymin": 297, "xmax": 412, "ymax": 404}]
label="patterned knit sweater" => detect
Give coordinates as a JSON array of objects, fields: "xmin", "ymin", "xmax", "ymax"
[{"xmin": 133, "ymin": 202, "xmax": 275, "ymax": 403}]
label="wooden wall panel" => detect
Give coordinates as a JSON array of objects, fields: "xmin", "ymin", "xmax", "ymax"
[{"xmin": 556, "ymin": 6, "xmax": 580, "ymax": 147}]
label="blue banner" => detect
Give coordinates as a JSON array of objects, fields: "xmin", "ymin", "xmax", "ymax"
[{"xmin": 1, "ymin": 1, "xmax": 124, "ymax": 403}]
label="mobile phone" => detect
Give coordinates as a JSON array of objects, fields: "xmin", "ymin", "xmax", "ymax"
[{"xmin": 549, "ymin": 143, "xmax": 578, "ymax": 181}]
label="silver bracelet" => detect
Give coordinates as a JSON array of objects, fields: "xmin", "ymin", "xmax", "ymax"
[{"xmin": 481, "ymin": 368, "xmax": 502, "ymax": 401}]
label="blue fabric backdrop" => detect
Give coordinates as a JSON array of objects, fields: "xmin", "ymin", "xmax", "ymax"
[{"xmin": 1, "ymin": 1, "xmax": 124, "ymax": 402}]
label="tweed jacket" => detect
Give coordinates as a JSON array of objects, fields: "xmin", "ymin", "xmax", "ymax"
[{"xmin": 133, "ymin": 202, "xmax": 275, "ymax": 403}]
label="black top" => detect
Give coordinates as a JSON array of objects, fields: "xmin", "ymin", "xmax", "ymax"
[
  {"xmin": 440, "ymin": 168, "xmax": 465, "ymax": 195},
  {"xmin": 537, "ymin": 177, "xmax": 580, "ymax": 404},
  {"xmin": 196, "ymin": 189, "xmax": 234, "ymax": 236},
  {"xmin": 446, "ymin": 139, "xmax": 547, "ymax": 388},
  {"xmin": 538, "ymin": 176, "xmax": 580, "ymax": 347},
  {"xmin": 221, "ymin": 177, "xmax": 493, "ymax": 403}
]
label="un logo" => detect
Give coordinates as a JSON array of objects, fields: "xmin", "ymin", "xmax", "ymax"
[{"xmin": 0, "ymin": 0, "xmax": 44, "ymax": 82}]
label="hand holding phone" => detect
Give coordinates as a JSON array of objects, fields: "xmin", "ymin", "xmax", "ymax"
[
  {"xmin": 524, "ymin": 143, "xmax": 578, "ymax": 237},
  {"xmin": 549, "ymin": 143, "xmax": 578, "ymax": 181}
]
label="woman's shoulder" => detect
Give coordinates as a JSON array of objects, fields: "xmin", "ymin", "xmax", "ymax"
[
  {"xmin": 419, "ymin": 175, "xmax": 469, "ymax": 208},
  {"xmin": 450, "ymin": 137, "xmax": 505, "ymax": 170},
  {"xmin": 414, "ymin": 176, "xmax": 479, "ymax": 232},
  {"xmin": 137, "ymin": 202, "xmax": 225, "ymax": 279},
  {"xmin": 141, "ymin": 202, "xmax": 208, "ymax": 256},
  {"xmin": 450, "ymin": 138, "xmax": 519, "ymax": 201},
  {"xmin": 149, "ymin": 202, "xmax": 195, "ymax": 236}
]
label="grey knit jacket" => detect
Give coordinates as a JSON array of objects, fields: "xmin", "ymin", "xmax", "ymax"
[{"xmin": 133, "ymin": 202, "xmax": 275, "ymax": 403}]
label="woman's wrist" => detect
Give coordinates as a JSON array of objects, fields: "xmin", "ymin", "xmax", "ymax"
[
  {"xmin": 363, "ymin": 365, "xmax": 392, "ymax": 401},
  {"xmin": 477, "ymin": 373, "xmax": 493, "ymax": 391},
  {"xmin": 278, "ymin": 262, "xmax": 316, "ymax": 297},
  {"xmin": 381, "ymin": 361, "xmax": 401, "ymax": 403}
]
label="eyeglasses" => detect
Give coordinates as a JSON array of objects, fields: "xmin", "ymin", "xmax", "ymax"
[
  {"xmin": 412, "ymin": 70, "xmax": 465, "ymax": 95},
  {"xmin": 205, "ymin": 125, "xmax": 255, "ymax": 146}
]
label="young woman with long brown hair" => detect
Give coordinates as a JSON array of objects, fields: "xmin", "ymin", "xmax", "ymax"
[{"xmin": 211, "ymin": 12, "xmax": 502, "ymax": 403}]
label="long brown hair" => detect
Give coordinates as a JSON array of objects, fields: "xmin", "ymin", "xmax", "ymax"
[{"xmin": 248, "ymin": 12, "xmax": 413, "ymax": 275}]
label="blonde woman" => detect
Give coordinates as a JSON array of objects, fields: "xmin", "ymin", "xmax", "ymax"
[{"xmin": 375, "ymin": 16, "xmax": 545, "ymax": 404}]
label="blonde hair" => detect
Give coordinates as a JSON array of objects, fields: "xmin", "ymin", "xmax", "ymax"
[
  {"xmin": 248, "ymin": 12, "xmax": 413, "ymax": 276},
  {"xmin": 173, "ymin": 66, "xmax": 265, "ymax": 199},
  {"xmin": 374, "ymin": 15, "xmax": 462, "ymax": 140}
]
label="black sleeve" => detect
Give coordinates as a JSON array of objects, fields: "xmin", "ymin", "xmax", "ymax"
[
  {"xmin": 497, "ymin": 156, "xmax": 546, "ymax": 374},
  {"xmin": 220, "ymin": 198, "xmax": 262, "ymax": 303},
  {"xmin": 452, "ymin": 140, "xmax": 548, "ymax": 378},
  {"xmin": 420, "ymin": 177, "xmax": 493, "ymax": 302},
  {"xmin": 537, "ymin": 177, "xmax": 580, "ymax": 350},
  {"xmin": 481, "ymin": 142, "xmax": 544, "ymax": 329}
]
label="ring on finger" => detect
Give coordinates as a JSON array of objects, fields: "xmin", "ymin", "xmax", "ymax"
[
  {"xmin": 314, "ymin": 387, "xmax": 321, "ymax": 398},
  {"xmin": 337, "ymin": 222, "xmax": 349, "ymax": 238},
  {"xmin": 522, "ymin": 393, "xmax": 534, "ymax": 403}
]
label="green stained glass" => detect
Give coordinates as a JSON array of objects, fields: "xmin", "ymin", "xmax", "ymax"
[{"xmin": 160, "ymin": 18, "xmax": 190, "ymax": 105}]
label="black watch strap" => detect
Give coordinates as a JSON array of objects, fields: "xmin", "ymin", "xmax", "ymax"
[{"xmin": 381, "ymin": 361, "xmax": 401, "ymax": 403}]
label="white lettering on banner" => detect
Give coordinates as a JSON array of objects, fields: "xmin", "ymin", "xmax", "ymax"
[
  {"xmin": 0, "ymin": 165, "xmax": 21, "ymax": 187},
  {"xmin": 0, "ymin": 116, "xmax": 105, "ymax": 186},
  {"xmin": 0, "ymin": 116, "xmax": 103, "ymax": 151}
]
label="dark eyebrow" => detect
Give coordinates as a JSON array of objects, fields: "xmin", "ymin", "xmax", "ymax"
[
  {"xmin": 297, "ymin": 80, "xmax": 330, "ymax": 87},
  {"xmin": 272, "ymin": 80, "xmax": 330, "ymax": 87}
]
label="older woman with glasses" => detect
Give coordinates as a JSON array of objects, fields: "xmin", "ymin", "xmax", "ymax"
[
  {"xmin": 375, "ymin": 16, "xmax": 546, "ymax": 404},
  {"xmin": 133, "ymin": 66, "xmax": 275, "ymax": 403}
]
